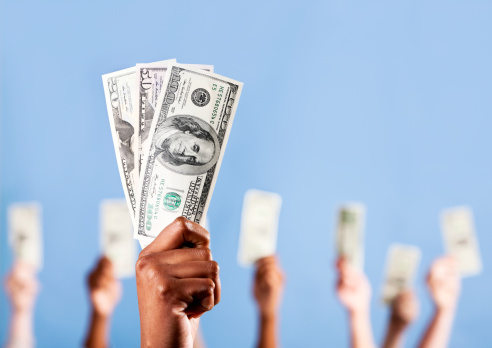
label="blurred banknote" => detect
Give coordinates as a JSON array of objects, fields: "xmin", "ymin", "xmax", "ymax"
[
  {"xmin": 381, "ymin": 244, "xmax": 421, "ymax": 304},
  {"xmin": 103, "ymin": 67, "xmax": 140, "ymax": 222},
  {"xmin": 441, "ymin": 206, "xmax": 482, "ymax": 277},
  {"xmin": 136, "ymin": 64, "xmax": 243, "ymax": 244},
  {"xmin": 335, "ymin": 203, "xmax": 365, "ymax": 269},
  {"xmin": 238, "ymin": 190, "xmax": 282, "ymax": 266},
  {"xmin": 8, "ymin": 202, "xmax": 43, "ymax": 270},
  {"xmin": 136, "ymin": 61, "xmax": 213, "ymax": 175},
  {"xmin": 100, "ymin": 199, "xmax": 136, "ymax": 278}
]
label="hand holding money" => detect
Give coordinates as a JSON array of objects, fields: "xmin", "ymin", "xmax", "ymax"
[
  {"xmin": 253, "ymin": 255, "xmax": 285, "ymax": 319},
  {"xmin": 87, "ymin": 257, "xmax": 122, "ymax": 317},
  {"xmin": 136, "ymin": 217, "xmax": 220, "ymax": 348},
  {"xmin": 336, "ymin": 258, "xmax": 377, "ymax": 348},
  {"xmin": 382, "ymin": 290, "xmax": 419, "ymax": 348},
  {"xmin": 4, "ymin": 262, "xmax": 38, "ymax": 348},
  {"xmin": 426, "ymin": 256, "xmax": 461, "ymax": 313},
  {"xmin": 5, "ymin": 262, "xmax": 39, "ymax": 314},
  {"xmin": 336, "ymin": 258, "xmax": 372, "ymax": 316},
  {"xmin": 389, "ymin": 290, "xmax": 419, "ymax": 328},
  {"xmin": 417, "ymin": 256, "xmax": 461, "ymax": 348}
]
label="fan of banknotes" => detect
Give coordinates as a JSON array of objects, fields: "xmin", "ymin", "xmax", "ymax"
[{"xmin": 102, "ymin": 59, "xmax": 243, "ymax": 249}]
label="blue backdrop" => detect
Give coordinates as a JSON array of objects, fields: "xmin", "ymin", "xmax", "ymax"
[{"xmin": 1, "ymin": 1, "xmax": 492, "ymax": 347}]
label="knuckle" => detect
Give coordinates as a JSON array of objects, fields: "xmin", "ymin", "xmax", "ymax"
[
  {"xmin": 209, "ymin": 261, "xmax": 220, "ymax": 276},
  {"xmin": 136, "ymin": 257, "xmax": 160, "ymax": 282},
  {"xmin": 135, "ymin": 256, "xmax": 149, "ymax": 274},
  {"xmin": 205, "ymin": 278, "xmax": 215, "ymax": 292},
  {"xmin": 201, "ymin": 248, "xmax": 213, "ymax": 261},
  {"xmin": 174, "ymin": 216, "xmax": 189, "ymax": 230},
  {"xmin": 156, "ymin": 279, "xmax": 174, "ymax": 299}
]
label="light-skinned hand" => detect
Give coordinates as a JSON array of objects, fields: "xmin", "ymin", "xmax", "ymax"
[
  {"xmin": 336, "ymin": 258, "xmax": 371, "ymax": 316},
  {"xmin": 427, "ymin": 256, "xmax": 461, "ymax": 312},
  {"xmin": 5, "ymin": 262, "xmax": 39, "ymax": 314}
]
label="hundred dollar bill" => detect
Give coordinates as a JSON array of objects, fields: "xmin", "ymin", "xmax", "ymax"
[
  {"xmin": 381, "ymin": 244, "xmax": 421, "ymax": 304},
  {"xmin": 238, "ymin": 190, "xmax": 282, "ymax": 266},
  {"xmin": 137, "ymin": 214, "xmax": 212, "ymax": 251},
  {"xmin": 8, "ymin": 202, "xmax": 43, "ymax": 270},
  {"xmin": 136, "ymin": 64, "xmax": 243, "ymax": 243},
  {"xmin": 102, "ymin": 67, "xmax": 139, "ymax": 222},
  {"xmin": 136, "ymin": 61, "xmax": 213, "ymax": 175},
  {"xmin": 335, "ymin": 203, "xmax": 365, "ymax": 269},
  {"xmin": 441, "ymin": 206, "xmax": 482, "ymax": 277},
  {"xmin": 100, "ymin": 199, "xmax": 136, "ymax": 278}
]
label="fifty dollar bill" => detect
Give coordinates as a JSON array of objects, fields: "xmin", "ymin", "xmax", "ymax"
[
  {"xmin": 136, "ymin": 64, "xmax": 242, "ymax": 244},
  {"xmin": 102, "ymin": 67, "xmax": 140, "ymax": 222}
]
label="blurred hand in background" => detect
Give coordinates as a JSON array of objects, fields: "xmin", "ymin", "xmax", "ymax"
[
  {"xmin": 4, "ymin": 262, "xmax": 39, "ymax": 348},
  {"xmin": 336, "ymin": 258, "xmax": 376, "ymax": 348},
  {"xmin": 84, "ymin": 256, "xmax": 122, "ymax": 348},
  {"xmin": 427, "ymin": 256, "xmax": 461, "ymax": 313},
  {"xmin": 382, "ymin": 290, "xmax": 419, "ymax": 348},
  {"xmin": 253, "ymin": 255, "xmax": 285, "ymax": 348},
  {"xmin": 418, "ymin": 256, "xmax": 461, "ymax": 348}
]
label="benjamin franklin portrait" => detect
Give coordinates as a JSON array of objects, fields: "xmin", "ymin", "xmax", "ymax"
[{"xmin": 152, "ymin": 115, "xmax": 220, "ymax": 175}]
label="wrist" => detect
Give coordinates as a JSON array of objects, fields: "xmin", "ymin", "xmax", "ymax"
[
  {"xmin": 260, "ymin": 312, "xmax": 278, "ymax": 322},
  {"xmin": 12, "ymin": 308, "xmax": 34, "ymax": 319},
  {"xmin": 139, "ymin": 306, "xmax": 191, "ymax": 348},
  {"xmin": 348, "ymin": 305, "xmax": 370, "ymax": 320},
  {"xmin": 259, "ymin": 306, "xmax": 279, "ymax": 322},
  {"xmin": 435, "ymin": 304, "xmax": 456, "ymax": 317},
  {"xmin": 388, "ymin": 316, "xmax": 408, "ymax": 333},
  {"xmin": 92, "ymin": 308, "xmax": 111, "ymax": 321}
]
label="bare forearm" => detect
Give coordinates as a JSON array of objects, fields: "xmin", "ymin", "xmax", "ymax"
[
  {"xmin": 84, "ymin": 310, "xmax": 110, "ymax": 348},
  {"xmin": 6, "ymin": 311, "xmax": 34, "ymax": 348},
  {"xmin": 257, "ymin": 315, "xmax": 278, "ymax": 348},
  {"xmin": 418, "ymin": 308, "xmax": 456, "ymax": 348},
  {"xmin": 349, "ymin": 310, "xmax": 376, "ymax": 348},
  {"xmin": 382, "ymin": 320, "xmax": 406, "ymax": 348}
]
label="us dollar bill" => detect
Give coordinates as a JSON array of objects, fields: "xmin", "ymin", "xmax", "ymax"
[
  {"xmin": 381, "ymin": 244, "xmax": 421, "ymax": 304},
  {"xmin": 136, "ymin": 61, "xmax": 213, "ymax": 175},
  {"xmin": 238, "ymin": 190, "xmax": 282, "ymax": 266},
  {"xmin": 136, "ymin": 64, "xmax": 243, "ymax": 243},
  {"xmin": 335, "ymin": 203, "xmax": 365, "ymax": 269},
  {"xmin": 136, "ymin": 59, "xmax": 176, "ymax": 175},
  {"xmin": 102, "ymin": 67, "xmax": 139, "ymax": 222},
  {"xmin": 8, "ymin": 202, "xmax": 43, "ymax": 270},
  {"xmin": 441, "ymin": 206, "xmax": 482, "ymax": 277},
  {"xmin": 100, "ymin": 199, "xmax": 136, "ymax": 278},
  {"xmin": 138, "ymin": 213, "xmax": 212, "ymax": 251}
]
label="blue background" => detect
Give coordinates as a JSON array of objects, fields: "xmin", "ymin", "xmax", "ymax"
[{"xmin": 1, "ymin": 1, "xmax": 492, "ymax": 347}]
